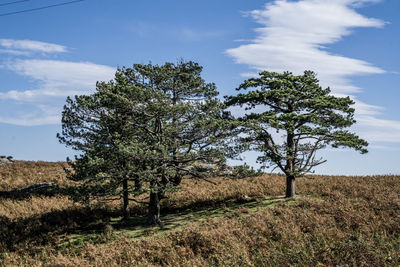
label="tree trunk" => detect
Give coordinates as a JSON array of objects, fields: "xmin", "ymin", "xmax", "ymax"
[
  {"xmin": 285, "ymin": 175, "xmax": 295, "ymax": 198},
  {"xmin": 122, "ymin": 178, "xmax": 130, "ymax": 220},
  {"xmin": 285, "ymin": 128, "xmax": 296, "ymax": 198},
  {"xmin": 134, "ymin": 177, "xmax": 142, "ymax": 193},
  {"xmin": 147, "ymin": 190, "xmax": 162, "ymax": 225},
  {"xmin": 148, "ymin": 116, "xmax": 163, "ymax": 226}
]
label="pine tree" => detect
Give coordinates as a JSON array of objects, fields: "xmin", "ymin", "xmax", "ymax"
[
  {"xmin": 225, "ymin": 71, "xmax": 368, "ymax": 197},
  {"xmin": 58, "ymin": 61, "xmax": 232, "ymax": 224}
]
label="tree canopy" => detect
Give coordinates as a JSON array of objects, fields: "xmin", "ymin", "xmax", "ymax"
[
  {"xmin": 58, "ymin": 61, "xmax": 233, "ymax": 224},
  {"xmin": 225, "ymin": 70, "xmax": 368, "ymax": 197}
]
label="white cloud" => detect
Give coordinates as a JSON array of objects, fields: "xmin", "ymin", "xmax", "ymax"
[
  {"xmin": 0, "ymin": 49, "xmax": 31, "ymax": 56},
  {"xmin": 226, "ymin": 0, "xmax": 400, "ymax": 143},
  {"xmin": 0, "ymin": 59, "xmax": 115, "ymax": 102},
  {"xmin": 0, "ymin": 39, "xmax": 67, "ymax": 54},
  {"xmin": 227, "ymin": 0, "xmax": 385, "ymax": 94},
  {"xmin": 0, "ymin": 58, "xmax": 116, "ymax": 125},
  {"xmin": 0, "ymin": 107, "xmax": 60, "ymax": 126}
]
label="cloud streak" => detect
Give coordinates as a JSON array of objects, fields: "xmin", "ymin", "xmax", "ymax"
[
  {"xmin": 0, "ymin": 39, "xmax": 67, "ymax": 55},
  {"xmin": 226, "ymin": 0, "xmax": 399, "ymax": 144},
  {"xmin": 1, "ymin": 60, "xmax": 115, "ymax": 102},
  {"xmin": 0, "ymin": 56, "xmax": 115, "ymax": 126}
]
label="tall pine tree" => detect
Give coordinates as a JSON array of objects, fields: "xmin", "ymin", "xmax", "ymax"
[
  {"xmin": 58, "ymin": 61, "xmax": 232, "ymax": 224},
  {"xmin": 225, "ymin": 71, "xmax": 368, "ymax": 197}
]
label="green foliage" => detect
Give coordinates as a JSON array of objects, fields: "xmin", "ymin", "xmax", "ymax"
[
  {"xmin": 231, "ymin": 164, "xmax": 264, "ymax": 178},
  {"xmin": 225, "ymin": 70, "xmax": 368, "ymax": 179},
  {"xmin": 58, "ymin": 60, "xmax": 233, "ymax": 222}
]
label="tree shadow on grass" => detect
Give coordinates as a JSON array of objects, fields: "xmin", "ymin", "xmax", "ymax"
[
  {"xmin": 0, "ymin": 185, "xmax": 78, "ymax": 200},
  {"xmin": 0, "ymin": 195, "xmax": 294, "ymax": 252},
  {"xmin": 0, "ymin": 206, "xmax": 119, "ymax": 253},
  {"xmin": 111, "ymin": 195, "xmax": 293, "ymax": 239}
]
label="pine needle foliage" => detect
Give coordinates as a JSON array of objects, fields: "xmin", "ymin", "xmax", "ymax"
[
  {"xmin": 225, "ymin": 71, "xmax": 368, "ymax": 197},
  {"xmin": 58, "ymin": 61, "xmax": 233, "ymax": 224}
]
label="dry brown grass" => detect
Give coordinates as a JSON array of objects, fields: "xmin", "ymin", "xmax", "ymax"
[
  {"xmin": 0, "ymin": 196, "xmax": 75, "ymax": 219},
  {"xmin": 163, "ymin": 174, "xmax": 284, "ymax": 210},
  {"xmin": 0, "ymin": 161, "xmax": 399, "ymax": 266},
  {"xmin": 0, "ymin": 161, "xmax": 70, "ymax": 190}
]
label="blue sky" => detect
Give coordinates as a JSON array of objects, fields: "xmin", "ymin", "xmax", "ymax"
[{"xmin": 0, "ymin": 0, "xmax": 399, "ymax": 175}]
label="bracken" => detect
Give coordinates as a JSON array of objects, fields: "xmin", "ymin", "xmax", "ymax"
[{"xmin": 0, "ymin": 161, "xmax": 399, "ymax": 266}]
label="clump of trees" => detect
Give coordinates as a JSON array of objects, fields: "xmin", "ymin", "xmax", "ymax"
[
  {"xmin": 58, "ymin": 63, "xmax": 367, "ymax": 225},
  {"xmin": 58, "ymin": 61, "xmax": 235, "ymax": 225}
]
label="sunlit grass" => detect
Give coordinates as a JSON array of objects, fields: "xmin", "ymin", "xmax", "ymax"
[{"xmin": 0, "ymin": 161, "xmax": 399, "ymax": 266}]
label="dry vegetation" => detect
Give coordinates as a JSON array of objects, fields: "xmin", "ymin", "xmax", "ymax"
[{"xmin": 0, "ymin": 161, "xmax": 399, "ymax": 266}]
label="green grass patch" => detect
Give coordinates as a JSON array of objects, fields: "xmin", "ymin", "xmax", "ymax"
[{"xmin": 58, "ymin": 195, "xmax": 299, "ymax": 250}]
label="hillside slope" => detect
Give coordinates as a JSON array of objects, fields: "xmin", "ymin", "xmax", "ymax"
[{"xmin": 0, "ymin": 161, "xmax": 399, "ymax": 266}]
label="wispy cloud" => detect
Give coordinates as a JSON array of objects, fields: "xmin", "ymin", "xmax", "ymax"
[
  {"xmin": 0, "ymin": 49, "xmax": 31, "ymax": 56},
  {"xmin": 1, "ymin": 59, "xmax": 115, "ymax": 102},
  {"xmin": 0, "ymin": 51, "xmax": 115, "ymax": 126},
  {"xmin": 0, "ymin": 105, "xmax": 61, "ymax": 126},
  {"xmin": 226, "ymin": 0, "xmax": 400, "ymax": 143},
  {"xmin": 0, "ymin": 39, "xmax": 67, "ymax": 55}
]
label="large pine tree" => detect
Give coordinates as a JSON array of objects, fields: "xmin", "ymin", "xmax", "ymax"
[
  {"xmin": 225, "ymin": 71, "xmax": 368, "ymax": 197},
  {"xmin": 58, "ymin": 61, "xmax": 232, "ymax": 224}
]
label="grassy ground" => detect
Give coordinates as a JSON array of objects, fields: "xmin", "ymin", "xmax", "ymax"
[{"xmin": 0, "ymin": 161, "xmax": 399, "ymax": 266}]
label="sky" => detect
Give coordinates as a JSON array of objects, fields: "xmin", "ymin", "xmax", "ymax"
[{"xmin": 0, "ymin": 0, "xmax": 399, "ymax": 175}]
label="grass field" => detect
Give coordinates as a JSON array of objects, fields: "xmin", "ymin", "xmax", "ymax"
[{"xmin": 0, "ymin": 161, "xmax": 399, "ymax": 266}]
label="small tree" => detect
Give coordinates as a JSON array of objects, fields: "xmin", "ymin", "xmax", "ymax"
[
  {"xmin": 58, "ymin": 61, "xmax": 232, "ymax": 224},
  {"xmin": 225, "ymin": 71, "xmax": 368, "ymax": 198}
]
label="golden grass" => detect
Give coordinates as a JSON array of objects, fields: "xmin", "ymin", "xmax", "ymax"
[
  {"xmin": 0, "ymin": 196, "xmax": 75, "ymax": 219},
  {"xmin": 0, "ymin": 161, "xmax": 399, "ymax": 266},
  {"xmin": 0, "ymin": 161, "xmax": 70, "ymax": 190}
]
